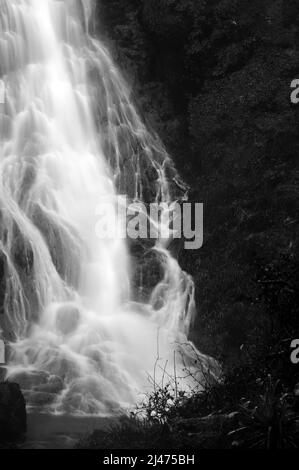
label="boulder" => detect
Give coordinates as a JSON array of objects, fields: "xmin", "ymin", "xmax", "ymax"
[
  {"xmin": 23, "ymin": 391, "xmax": 56, "ymax": 407},
  {"xmin": 7, "ymin": 370, "xmax": 48, "ymax": 390},
  {"xmin": 0, "ymin": 382, "xmax": 26, "ymax": 441},
  {"xmin": 55, "ymin": 304, "xmax": 81, "ymax": 336}
]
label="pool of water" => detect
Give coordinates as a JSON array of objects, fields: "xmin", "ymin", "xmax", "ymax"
[{"xmin": 21, "ymin": 413, "xmax": 115, "ymax": 449}]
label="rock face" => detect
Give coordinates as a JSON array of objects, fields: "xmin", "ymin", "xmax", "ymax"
[{"xmin": 0, "ymin": 382, "xmax": 26, "ymax": 441}]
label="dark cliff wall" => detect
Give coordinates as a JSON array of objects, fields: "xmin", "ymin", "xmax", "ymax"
[{"xmin": 95, "ymin": 0, "xmax": 299, "ymax": 375}]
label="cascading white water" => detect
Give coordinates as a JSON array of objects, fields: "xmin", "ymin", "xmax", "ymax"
[{"xmin": 0, "ymin": 0, "xmax": 215, "ymax": 415}]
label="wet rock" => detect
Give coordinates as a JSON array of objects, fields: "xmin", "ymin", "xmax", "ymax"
[
  {"xmin": 132, "ymin": 249, "xmax": 164, "ymax": 302},
  {"xmin": 7, "ymin": 370, "xmax": 48, "ymax": 390},
  {"xmin": 12, "ymin": 227, "xmax": 34, "ymax": 274},
  {"xmin": 8, "ymin": 371, "xmax": 64, "ymax": 395},
  {"xmin": 0, "ymin": 367, "xmax": 5, "ymax": 382},
  {"xmin": 55, "ymin": 304, "xmax": 81, "ymax": 335},
  {"xmin": 0, "ymin": 382, "xmax": 26, "ymax": 440},
  {"xmin": 23, "ymin": 391, "xmax": 56, "ymax": 407},
  {"xmin": 33, "ymin": 376, "xmax": 64, "ymax": 394}
]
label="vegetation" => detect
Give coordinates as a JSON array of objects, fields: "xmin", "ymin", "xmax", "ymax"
[{"xmin": 77, "ymin": 365, "xmax": 299, "ymax": 449}]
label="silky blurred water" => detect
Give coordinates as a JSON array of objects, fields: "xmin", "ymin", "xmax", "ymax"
[{"xmin": 0, "ymin": 0, "xmax": 215, "ymax": 415}]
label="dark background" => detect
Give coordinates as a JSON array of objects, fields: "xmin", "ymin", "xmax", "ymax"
[
  {"xmin": 77, "ymin": 0, "xmax": 299, "ymax": 448},
  {"xmin": 94, "ymin": 0, "xmax": 299, "ymax": 367}
]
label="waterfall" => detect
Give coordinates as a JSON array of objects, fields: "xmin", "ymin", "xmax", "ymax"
[{"xmin": 0, "ymin": 0, "xmax": 214, "ymax": 416}]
